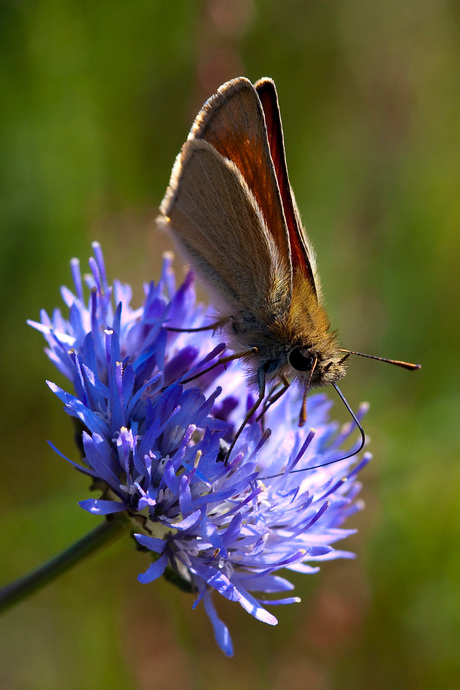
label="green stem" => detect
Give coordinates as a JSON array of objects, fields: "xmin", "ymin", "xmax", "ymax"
[{"xmin": 0, "ymin": 517, "xmax": 130, "ymax": 614}]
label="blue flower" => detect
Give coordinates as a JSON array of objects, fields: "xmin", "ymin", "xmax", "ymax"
[{"xmin": 29, "ymin": 242, "xmax": 370, "ymax": 657}]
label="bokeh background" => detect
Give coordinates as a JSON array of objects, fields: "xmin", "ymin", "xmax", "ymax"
[{"xmin": 1, "ymin": 1, "xmax": 459, "ymax": 688}]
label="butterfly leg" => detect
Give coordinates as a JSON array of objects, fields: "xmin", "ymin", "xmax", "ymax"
[
  {"xmin": 225, "ymin": 365, "xmax": 266, "ymax": 465},
  {"xmin": 257, "ymin": 374, "xmax": 291, "ymax": 424},
  {"xmin": 257, "ymin": 381, "xmax": 279, "ymax": 431},
  {"xmin": 179, "ymin": 347, "xmax": 257, "ymax": 385},
  {"xmin": 165, "ymin": 317, "xmax": 228, "ymax": 333}
]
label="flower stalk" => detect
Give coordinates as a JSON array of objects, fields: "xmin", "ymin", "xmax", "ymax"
[{"xmin": 0, "ymin": 517, "xmax": 129, "ymax": 614}]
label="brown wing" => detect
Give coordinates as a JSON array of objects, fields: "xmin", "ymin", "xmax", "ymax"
[
  {"xmin": 158, "ymin": 138, "xmax": 291, "ymax": 320},
  {"xmin": 189, "ymin": 77, "xmax": 292, "ymax": 284},
  {"xmin": 255, "ymin": 78, "xmax": 320, "ymax": 297}
]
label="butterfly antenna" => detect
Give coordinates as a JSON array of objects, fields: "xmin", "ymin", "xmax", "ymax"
[{"xmin": 338, "ymin": 349, "xmax": 421, "ymax": 371}]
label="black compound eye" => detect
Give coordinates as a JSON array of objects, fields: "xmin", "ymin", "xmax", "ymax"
[{"xmin": 288, "ymin": 347, "xmax": 314, "ymax": 372}]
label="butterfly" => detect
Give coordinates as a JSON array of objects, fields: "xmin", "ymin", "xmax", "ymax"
[{"xmin": 157, "ymin": 77, "xmax": 420, "ymax": 459}]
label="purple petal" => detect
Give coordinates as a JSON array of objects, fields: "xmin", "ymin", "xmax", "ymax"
[
  {"xmin": 79, "ymin": 499, "xmax": 127, "ymax": 515},
  {"xmin": 203, "ymin": 591, "xmax": 233, "ymax": 657},
  {"xmin": 134, "ymin": 534, "xmax": 166, "ymax": 554},
  {"xmin": 138, "ymin": 552, "xmax": 169, "ymax": 584}
]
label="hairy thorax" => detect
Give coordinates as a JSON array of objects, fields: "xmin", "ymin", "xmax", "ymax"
[{"xmin": 224, "ymin": 299, "xmax": 348, "ymax": 390}]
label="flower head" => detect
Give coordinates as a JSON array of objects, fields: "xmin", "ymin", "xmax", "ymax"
[{"xmin": 29, "ymin": 242, "xmax": 370, "ymax": 656}]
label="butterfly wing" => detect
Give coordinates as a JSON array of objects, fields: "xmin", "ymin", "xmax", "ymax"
[
  {"xmin": 158, "ymin": 138, "xmax": 291, "ymax": 320},
  {"xmin": 189, "ymin": 77, "xmax": 293, "ymax": 283},
  {"xmin": 255, "ymin": 78, "xmax": 320, "ymax": 298}
]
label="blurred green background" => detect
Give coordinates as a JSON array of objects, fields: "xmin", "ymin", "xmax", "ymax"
[{"xmin": 1, "ymin": 1, "xmax": 459, "ymax": 688}]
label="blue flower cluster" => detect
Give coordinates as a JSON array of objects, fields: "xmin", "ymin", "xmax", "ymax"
[{"xmin": 29, "ymin": 242, "xmax": 370, "ymax": 656}]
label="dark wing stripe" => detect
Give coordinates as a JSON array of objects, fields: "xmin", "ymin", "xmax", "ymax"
[{"xmin": 255, "ymin": 78, "xmax": 318, "ymax": 296}]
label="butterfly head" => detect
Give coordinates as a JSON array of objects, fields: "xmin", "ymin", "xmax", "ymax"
[{"xmin": 287, "ymin": 341, "xmax": 349, "ymax": 388}]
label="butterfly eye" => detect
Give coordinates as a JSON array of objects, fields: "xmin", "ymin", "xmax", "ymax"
[{"xmin": 288, "ymin": 347, "xmax": 315, "ymax": 372}]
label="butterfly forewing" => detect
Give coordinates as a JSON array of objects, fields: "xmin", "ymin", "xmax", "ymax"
[
  {"xmin": 159, "ymin": 139, "xmax": 291, "ymax": 319},
  {"xmin": 189, "ymin": 77, "xmax": 293, "ymax": 282}
]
